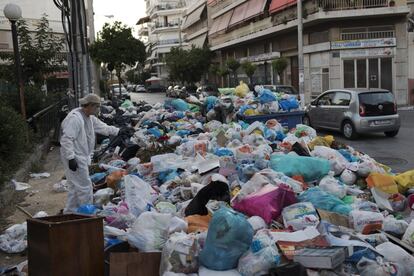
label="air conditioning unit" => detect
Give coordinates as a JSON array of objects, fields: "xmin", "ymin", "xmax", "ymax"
[{"xmin": 388, "ymin": 0, "xmax": 396, "ymax": 7}]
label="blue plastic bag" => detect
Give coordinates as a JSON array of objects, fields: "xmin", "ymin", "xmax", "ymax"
[
  {"xmin": 148, "ymin": 127, "xmax": 162, "ymax": 138},
  {"xmin": 171, "ymin": 99, "xmax": 189, "ymax": 111},
  {"xmin": 205, "ymin": 96, "xmax": 218, "ymax": 112},
  {"xmin": 270, "ymin": 154, "xmax": 330, "ymax": 182},
  {"xmin": 199, "ymin": 207, "xmax": 254, "ymax": 270},
  {"xmin": 258, "ymin": 89, "xmax": 277, "ymax": 104},
  {"xmin": 90, "ymin": 172, "xmax": 107, "ymax": 183},
  {"xmin": 279, "ymin": 98, "xmax": 299, "ymax": 111},
  {"xmin": 298, "ymin": 187, "xmax": 352, "ymax": 215},
  {"xmin": 77, "ymin": 204, "xmax": 98, "ymax": 215},
  {"xmin": 176, "ymin": 129, "xmax": 191, "ymax": 137},
  {"xmin": 215, "ymin": 148, "xmax": 234, "ymax": 157},
  {"xmin": 338, "ymin": 149, "xmax": 359, "ymax": 163}
]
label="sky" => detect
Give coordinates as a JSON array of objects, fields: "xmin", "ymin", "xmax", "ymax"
[{"xmin": 93, "ymin": 0, "xmax": 146, "ymax": 37}]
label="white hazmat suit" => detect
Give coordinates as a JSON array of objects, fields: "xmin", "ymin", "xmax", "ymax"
[{"xmin": 60, "ymin": 107, "xmax": 119, "ymax": 213}]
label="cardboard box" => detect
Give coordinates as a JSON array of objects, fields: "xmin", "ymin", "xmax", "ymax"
[
  {"xmin": 317, "ymin": 209, "xmax": 350, "ymax": 228},
  {"xmin": 110, "ymin": 252, "xmax": 161, "ymax": 276},
  {"xmin": 293, "ymin": 247, "xmax": 346, "ymax": 269}
]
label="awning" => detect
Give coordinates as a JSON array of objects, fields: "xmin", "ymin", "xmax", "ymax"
[
  {"xmin": 244, "ymin": 0, "xmax": 267, "ymax": 21},
  {"xmin": 269, "ymin": 0, "xmax": 296, "ymax": 14},
  {"xmin": 189, "ymin": 34, "xmax": 207, "ymax": 48},
  {"xmin": 228, "ymin": 2, "xmax": 249, "ymax": 28},
  {"xmin": 210, "ymin": 10, "xmax": 234, "ymax": 35},
  {"xmin": 137, "ymin": 16, "xmax": 150, "ymax": 25},
  {"xmin": 207, "ymin": 0, "xmax": 217, "ymax": 6},
  {"xmin": 183, "ymin": 4, "xmax": 206, "ymax": 29}
]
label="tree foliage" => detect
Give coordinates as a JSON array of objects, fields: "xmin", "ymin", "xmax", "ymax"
[
  {"xmin": 241, "ymin": 61, "xmax": 257, "ymax": 84},
  {"xmin": 90, "ymin": 22, "xmax": 146, "ymax": 89},
  {"xmin": 226, "ymin": 58, "xmax": 240, "ymax": 86},
  {"xmin": 272, "ymin": 57, "xmax": 288, "ymax": 84},
  {"xmin": 165, "ymin": 46, "xmax": 213, "ymax": 85},
  {"xmin": 0, "ymin": 14, "xmax": 65, "ymax": 84}
]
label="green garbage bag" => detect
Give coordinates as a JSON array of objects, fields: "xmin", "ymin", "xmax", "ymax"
[
  {"xmin": 121, "ymin": 99, "xmax": 133, "ymax": 109},
  {"xmin": 270, "ymin": 154, "xmax": 330, "ymax": 182}
]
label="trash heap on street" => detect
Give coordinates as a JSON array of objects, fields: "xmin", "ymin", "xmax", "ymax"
[{"xmin": 3, "ymin": 91, "xmax": 414, "ymax": 276}]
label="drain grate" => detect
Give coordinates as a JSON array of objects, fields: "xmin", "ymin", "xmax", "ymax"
[{"xmin": 371, "ymin": 157, "xmax": 408, "ymax": 166}]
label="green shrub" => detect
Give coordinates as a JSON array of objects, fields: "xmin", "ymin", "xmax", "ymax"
[{"xmin": 0, "ymin": 106, "xmax": 32, "ymax": 184}]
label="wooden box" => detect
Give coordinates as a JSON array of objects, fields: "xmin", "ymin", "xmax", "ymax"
[{"xmin": 27, "ymin": 214, "xmax": 104, "ymax": 276}]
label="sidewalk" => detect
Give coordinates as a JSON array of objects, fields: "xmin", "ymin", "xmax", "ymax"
[{"xmin": 0, "ymin": 146, "xmax": 67, "ymax": 267}]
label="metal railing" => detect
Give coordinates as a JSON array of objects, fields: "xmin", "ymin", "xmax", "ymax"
[
  {"xmin": 318, "ymin": 0, "xmax": 389, "ymax": 10},
  {"xmin": 154, "ymin": 20, "xmax": 181, "ymax": 29},
  {"xmin": 27, "ymin": 97, "xmax": 67, "ymax": 141},
  {"xmin": 341, "ymin": 30, "xmax": 395, "ymax": 40}
]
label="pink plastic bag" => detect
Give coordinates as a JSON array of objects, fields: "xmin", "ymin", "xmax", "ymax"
[{"xmin": 232, "ymin": 184, "xmax": 297, "ymax": 224}]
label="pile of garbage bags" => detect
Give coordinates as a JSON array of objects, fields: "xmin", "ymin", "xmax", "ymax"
[{"xmin": 3, "ymin": 94, "xmax": 414, "ymax": 276}]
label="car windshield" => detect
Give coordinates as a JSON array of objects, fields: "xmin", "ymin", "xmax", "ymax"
[
  {"xmin": 277, "ymin": 86, "xmax": 298, "ymax": 94},
  {"xmin": 358, "ymin": 91, "xmax": 396, "ymax": 116}
]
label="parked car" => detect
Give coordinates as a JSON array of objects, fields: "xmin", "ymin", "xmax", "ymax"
[
  {"xmin": 110, "ymin": 84, "xmax": 130, "ymax": 100},
  {"xmin": 126, "ymin": 84, "xmax": 136, "ymax": 92},
  {"xmin": 135, "ymin": 85, "xmax": 146, "ymax": 93},
  {"xmin": 303, "ymin": 89, "xmax": 400, "ymax": 139},
  {"xmin": 197, "ymin": 84, "xmax": 219, "ymax": 97},
  {"xmin": 147, "ymin": 84, "xmax": 166, "ymax": 93}
]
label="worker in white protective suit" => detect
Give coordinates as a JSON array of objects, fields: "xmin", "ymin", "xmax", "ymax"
[{"xmin": 60, "ymin": 94, "xmax": 131, "ymax": 213}]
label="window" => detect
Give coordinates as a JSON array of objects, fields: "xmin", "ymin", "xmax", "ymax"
[
  {"xmin": 357, "ymin": 59, "xmax": 367, "ymax": 88},
  {"xmin": 343, "ymin": 58, "xmax": 392, "ymax": 90},
  {"xmin": 309, "ymin": 31, "xmax": 329, "ymax": 44},
  {"xmin": 318, "ymin": 93, "xmax": 335, "ymax": 106},
  {"xmin": 322, "ymin": 68, "xmax": 329, "ymax": 92},
  {"xmin": 344, "ymin": 60, "xmax": 355, "ymax": 88},
  {"xmin": 341, "ymin": 25, "xmax": 394, "ymax": 40},
  {"xmin": 332, "ymin": 92, "xmax": 351, "ymax": 106}
]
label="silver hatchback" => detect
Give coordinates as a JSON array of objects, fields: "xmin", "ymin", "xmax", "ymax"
[{"xmin": 303, "ymin": 89, "xmax": 400, "ymax": 139}]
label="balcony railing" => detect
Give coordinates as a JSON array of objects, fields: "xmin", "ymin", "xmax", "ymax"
[
  {"xmin": 154, "ymin": 20, "xmax": 181, "ymax": 29},
  {"xmin": 154, "ymin": 3, "xmax": 184, "ymax": 12},
  {"xmin": 341, "ymin": 30, "xmax": 395, "ymax": 40},
  {"xmin": 318, "ymin": 0, "xmax": 389, "ymax": 11},
  {"xmin": 157, "ymin": 39, "xmax": 180, "ymax": 45}
]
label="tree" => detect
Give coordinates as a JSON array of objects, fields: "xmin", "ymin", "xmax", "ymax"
[
  {"xmin": 241, "ymin": 61, "xmax": 257, "ymax": 84},
  {"xmin": 90, "ymin": 21, "xmax": 146, "ymax": 94},
  {"xmin": 217, "ymin": 66, "xmax": 229, "ymax": 87},
  {"xmin": 0, "ymin": 14, "xmax": 65, "ymax": 84},
  {"xmin": 272, "ymin": 57, "xmax": 288, "ymax": 84},
  {"xmin": 165, "ymin": 46, "xmax": 213, "ymax": 85},
  {"xmin": 209, "ymin": 63, "xmax": 220, "ymax": 85},
  {"xmin": 226, "ymin": 58, "xmax": 240, "ymax": 87}
]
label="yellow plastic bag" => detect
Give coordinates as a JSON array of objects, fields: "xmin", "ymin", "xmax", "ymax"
[
  {"xmin": 307, "ymin": 136, "xmax": 331, "ymax": 150},
  {"xmin": 394, "ymin": 170, "xmax": 414, "ymax": 190},
  {"xmin": 234, "ymin": 80, "xmax": 249, "ymax": 98},
  {"xmin": 366, "ymin": 173, "xmax": 398, "ymax": 195}
]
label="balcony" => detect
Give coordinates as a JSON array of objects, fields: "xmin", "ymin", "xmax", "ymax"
[
  {"xmin": 151, "ymin": 20, "xmax": 182, "ymax": 33},
  {"xmin": 341, "ymin": 30, "xmax": 395, "ymax": 40},
  {"xmin": 318, "ymin": 0, "xmax": 390, "ymax": 11},
  {"xmin": 149, "ymin": 3, "xmax": 185, "ymax": 17}
]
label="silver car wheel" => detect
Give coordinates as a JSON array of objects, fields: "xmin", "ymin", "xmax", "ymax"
[{"xmin": 343, "ymin": 123, "xmax": 353, "ymax": 138}]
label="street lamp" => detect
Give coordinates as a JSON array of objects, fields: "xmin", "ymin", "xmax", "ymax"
[{"xmin": 4, "ymin": 3, "xmax": 26, "ymax": 119}]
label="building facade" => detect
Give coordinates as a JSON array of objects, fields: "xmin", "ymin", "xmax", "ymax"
[
  {"xmin": 182, "ymin": 0, "xmax": 208, "ymax": 48},
  {"xmin": 207, "ymin": 0, "xmax": 412, "ymax": 105},
  {"xmin": 143, "ymin": 0, "xmax": 191, "ymax": 82}
]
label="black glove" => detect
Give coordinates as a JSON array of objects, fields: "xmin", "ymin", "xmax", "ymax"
[
  {"xmin": 68, "ymin": 159, "xmax": 78, "ymax": 171},
  {"xmin": 119, "ymin": 127, "xmax": 135, "ymax": 137}
]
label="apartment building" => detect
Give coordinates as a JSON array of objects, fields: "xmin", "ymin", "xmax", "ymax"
[
  {"xmin": 182, "ymin": 0, "xmax": 208, "ymax": 48},
  {"xmin": 206, "ymin": 0, "xmax": 412, "ymax": 105},
  {"xmin": 143, "ymin": 0, "xmax": 190, "ymax": 82}
]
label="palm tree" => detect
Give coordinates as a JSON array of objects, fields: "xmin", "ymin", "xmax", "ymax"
[
  {"xmin": 217, "ymin": 66, "xmax": 230, "ymax": 87},
  {"xmin": 226, "ymin": 58, "xmax": 240, "ymax": 86},
  {"xmin": 272, "ymin": 57, "xmax": 288, "ymax": 84},
  {"xmin": 241, "ymin": 61, "xmax": 257, "ymax": 85}
]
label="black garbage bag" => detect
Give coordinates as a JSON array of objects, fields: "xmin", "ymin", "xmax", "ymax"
[{"xmin": 184, "ymin": 180, "xmax": 230, "ymax": 217}]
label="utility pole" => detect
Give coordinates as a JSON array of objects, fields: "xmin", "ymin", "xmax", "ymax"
[{"xmin": 297, "ymin": 0, "xmax": 305, "ymax": 107}]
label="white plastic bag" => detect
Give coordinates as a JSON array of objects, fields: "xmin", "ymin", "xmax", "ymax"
[
  {"xmin": 52, "ymin": 180, "xmax": 68, "ymax": 193},
  {"xmin": 159, "ymin": 232, "xmax": 199, "ymax": 275},
  {"xmin": 349, "ymin": 210, "xmax": 384, "ymax": 234},
  {"xmin": 0, "ymin": 222, "xmax": 27, "ymax": 253},
  {"xmin": 94, "ymin": 187, "xmax": 114, "ymax": 207},
  {"xmin": 247, "ymin": 216, "xmax": 268, "ymax": 233},
  {"xmin": 127, "ymin": 211, "xmax": 173, "ymax": 252},
  {"xmin": 376, "ymin": 242, "xmax": 414, "ymax": 274},
  {"xmin": 124, "ymin": 175, "xmax": 156, "ymax": 217},
  {"xmin": 402, "ymin": 220, "xmax": 414, "ymax": 246},
  {"xmin": 319, "ymin": 172, "xmax": 347, "ymax": 199},
  {"xmin": 282, "ymin": 202, "xmax": 319, "ymax": 231},
  {"xmin": 311, "ymin": 146, "xmax": 349, "ymax": 175},
  {"xmin": 340, "ymin": 169, "xmax": 357, "ymax": 185},
  {"xmin": 382, "ymin": 215, "xmax": 408, "ymax": 235}
]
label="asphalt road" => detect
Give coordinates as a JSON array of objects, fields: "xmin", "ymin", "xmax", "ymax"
[
  {"xmin": 130, "ymin": 92, "xmax": 414, "ymax": 173},
  {"xmin": 319, "ymin": 110, "xmax": 414, "ymax": 173}
]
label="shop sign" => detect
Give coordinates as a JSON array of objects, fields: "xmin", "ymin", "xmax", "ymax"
[
  {"xmin": 239, "ymin": 51, "xmax": 280, "ymax": 63},
  {"xmin": 340, "ymin": 47, "xmax": 394, "ymax": 58},
  {"xmin": 331, "ymin": 38, "xmax": 396, "ymax": 50}
]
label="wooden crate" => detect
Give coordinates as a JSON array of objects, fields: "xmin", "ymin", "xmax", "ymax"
[{"xmin": 27, "ymin": 214, "xmax": 104, "ymax": 276}]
